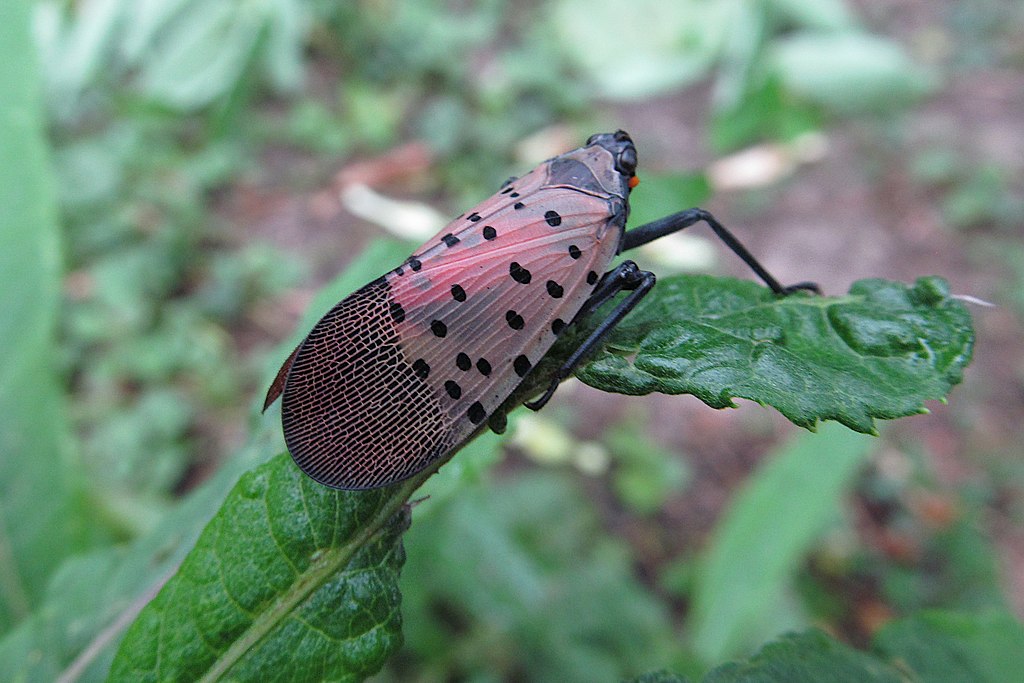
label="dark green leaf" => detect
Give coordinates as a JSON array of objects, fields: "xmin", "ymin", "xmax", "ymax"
[
  {"xmin": 108, "ymin": 454, "xmax": 408, "ymax": 682},
  {"xmin": 0, "ymin": 433, "xmax": 279, "ymax": 683},
  {"xmin": 637, "ymin": 613, "xmax": 1024, "ymax": 683},
  {"xmin": 628, "ymin": 671, "xmax": 691, "ymax": 683},
  {"xmin": 702, "ymin": 630, "xmax": 902, "ymax": 682},
  {"xmin": 872, "ymin": 610, "xmax": 1024, "ymax": 683},
  {"xmin": 576, "ymin": 276, "xmax": 974, "ymax": 434},
  {"xmin": 640, "ymin": 612, "xmax": 1024, "ymax": 682}
]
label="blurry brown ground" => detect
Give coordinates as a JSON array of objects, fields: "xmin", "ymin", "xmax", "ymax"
[{"xmin": 223, "ymin": 0, "xmax": 1024, "ymax": 633}]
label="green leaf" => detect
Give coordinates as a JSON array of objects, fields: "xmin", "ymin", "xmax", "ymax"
[
  {"xmin": 769, "ymin": 31, "xmax": 936, "ymax": 113},
  {"xmin": 638, "ymin": 612, "xmax": 1024, "ymax": 682},
  {"xmin": 550, "ymin": 0, "xmax": 734, "ymax": 100},
  {"xmin": 108, "ymin": 454, "xmax": 408, "ymax": 682},
  {"xmin": 0, "ymin": 0, "xmax": 98, "ymax": 632},
  {"xmin": 628, "ymin": 173, "xmax": 712, "ymax": 228},
  {"xmin": 872, "ymin": 610, "xmax": 1024, "ymax": 683},
  {"xmin": 767, "ymin": 0, "xmax": 854, "ymax": 30},
  {"xmin": 576, "ymin": 276, "xmax": 974, "ymax": 434},
  {"xmin": 709, "ymin": 75, "xmax": 822, "ymax": 152},
  {"xmin": 134, "ymin": 2, "xmax": 265, "ymax": 110},
  {"xmin": 605, "ymin": 423, "xmax": 690, "ymax": 515},
  {"xmin": 702, "ymin": 630, "xmax": 903, "ymax": 682},
  {"xmin": 628, "ymin": 672, "xmax": 691, "ymax": 683},
  {"xmin": 38, "ymin": 0, "xmax": 310, "ymax": 115},
  {"xmin": 689, "ymin": 424, "xmax": 873, "ymax": 662}
]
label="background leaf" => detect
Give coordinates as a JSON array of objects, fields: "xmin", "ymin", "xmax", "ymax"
[
  {"xmin": 551, "ymin": 0, "xmax": 734, "ymax": 100},
  {"xmin": 0, "ymin": 0, "xmax": 99, "ymax": 633},
  {"xmin": 576, "ymin": 276, "xmax": 974, "ymax": 434},
  {"xmin": 872, "ymin": 610, "xmax": 1024, "ymax": 682},
  {"xmin": 688, "ymin": 424, "xmax": 873, "ymax": 663},
  {"xmin": 628, "ymin": 610, "xmax": 1024, "ymax": 682},
  {"xmin": 767, "ymin": 0, "xmax": 853, "ymax": 30},
  {"xmin": 36, "ymin": 0, "xmax": 309, "ymax": 115},
  {"xmin": 769, "ymin": 31, "xmax": 936, "ymax": 113},
  {"xmin": 701, "ymin": 630, "xmax": 902, "ymax": 682}
]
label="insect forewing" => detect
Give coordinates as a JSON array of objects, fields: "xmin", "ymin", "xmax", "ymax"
[{"xmin": 270, "ymin": 133, "xmax": 636, "ymax": 489}]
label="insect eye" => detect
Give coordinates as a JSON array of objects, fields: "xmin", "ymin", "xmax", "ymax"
[{"xmin": 617, "ymin": 146, "xmax": 638, "ymax": 176}]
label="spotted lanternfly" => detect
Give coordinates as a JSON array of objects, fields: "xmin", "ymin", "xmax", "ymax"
[{"xmin": 264, "ymin": 130, "xmax": 818, "ymax": 489}]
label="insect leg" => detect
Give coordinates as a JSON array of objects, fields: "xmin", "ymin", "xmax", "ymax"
[
  {"xmin": 524, "ymin": 260, "xmax": 655, "ymax": 411},
  {"xmin": 621, "ymin": 208, "xmax": 820, "ymax": 295}
]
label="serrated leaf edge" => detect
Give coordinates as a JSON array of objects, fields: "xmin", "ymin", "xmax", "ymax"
[{"xmin": 578, "ymin": 277, "xmax": 972, "ymax": 435}]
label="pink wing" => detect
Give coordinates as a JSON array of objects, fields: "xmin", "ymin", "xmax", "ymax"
[
  {"xmin": 383, "ymin": 183, "xmax": 622, "ymax": 453},
  {"xmin": 271, "ymin": 146, "xmax": 628, "ymax": 489}
]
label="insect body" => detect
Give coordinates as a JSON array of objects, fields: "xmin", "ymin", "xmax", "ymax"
[{"xmin": 264, "ymin": 131, "xmax": 817, "ymax": 489}]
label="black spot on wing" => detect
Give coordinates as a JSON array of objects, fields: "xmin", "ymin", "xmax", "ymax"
[
  {"xmin": 444, "ymin": 380, "xmax": 462, "ymax": 400},
  {"xmin": 467, "ymin": 402, "xmax": 486, "ymax": 424},
  {"xmin": 509, "ymin": 262, "xmax": 532, "ymax": 284},
  {"xmin": 505, "ymin": 310, "xmax": 525, "ymax": 330}
]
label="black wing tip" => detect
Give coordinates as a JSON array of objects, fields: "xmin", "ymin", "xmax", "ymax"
[{"xmin": 263, "ymin": 343, "xmax": 302, "ymax": 413}]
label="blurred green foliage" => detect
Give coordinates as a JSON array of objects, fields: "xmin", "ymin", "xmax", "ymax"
[
  {"xmin": 0, "ymin": 0, "xmax": 99, "ymax": 634},
  {"xmin": 395, "ymin": 472, "xmax": 680, "ymax": 680},
  {"xmin": 0, "ymin": 0, "xmax": 1019, "ymax": 680}
]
